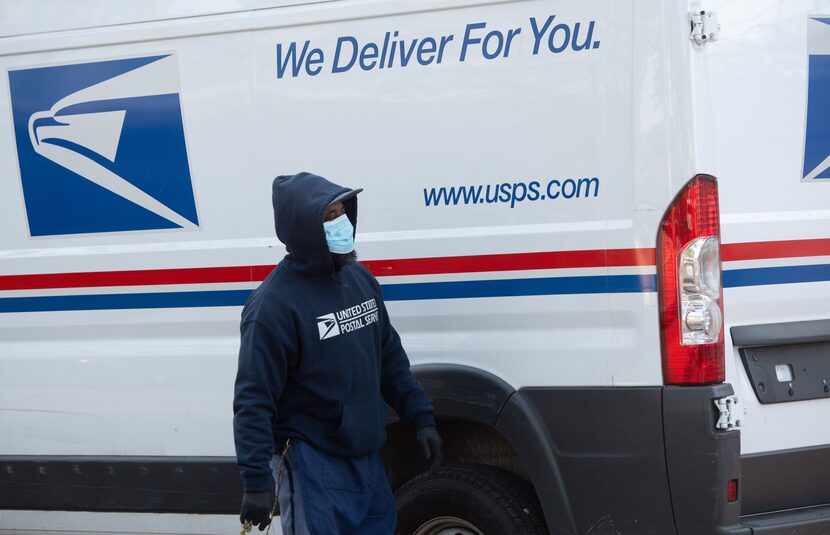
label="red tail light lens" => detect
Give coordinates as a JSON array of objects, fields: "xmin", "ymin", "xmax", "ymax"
[
  {"xmin": 658, "ymin": 175, "xmax": 725, "ymax": 385},
  {"xmin": 727, "ymin": 479, "xmax": 739, "ymax": 502}
]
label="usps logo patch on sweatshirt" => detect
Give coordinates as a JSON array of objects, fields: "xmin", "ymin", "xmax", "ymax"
[
  {"xmin": 317, "ymin": 299, "xmax": 380, "ymax": 340},
  {"xmin": 7, "ymin": 54, "xmax": 199, "ymax": 236},
  {"xmin": 804, "ymin": 16, "xmax": 830, "ymax": 181}
]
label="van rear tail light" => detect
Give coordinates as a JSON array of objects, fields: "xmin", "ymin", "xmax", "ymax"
[
  {"xmin": 727, "ymin": 479, "xmax": 739, "ymax": 502},
  {"xmin": 658, "ymin": 175, "xmax": 725, "ymax": 385}
]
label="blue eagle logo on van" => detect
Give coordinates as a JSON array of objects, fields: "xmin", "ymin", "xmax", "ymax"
[
  {"xmin": 7, "ymin": 54, "xmax": 199, "ymax": 236},
  {"xmin": 804, "ymin": 17, "xmax": 830, "ymax": 181}
]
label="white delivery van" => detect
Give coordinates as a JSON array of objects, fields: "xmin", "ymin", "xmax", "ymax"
[{"xmin": 1, "ymin": 1, "xmax": 829, "ymax": 534}]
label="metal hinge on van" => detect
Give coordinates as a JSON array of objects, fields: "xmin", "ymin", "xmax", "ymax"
[
  {"xmin": 714, "ymin": 395, "xmax": 742, "ymax": 430},
  {"xmin": 690, "ymin": 10, "xmax": 720, "ymax": 46}
]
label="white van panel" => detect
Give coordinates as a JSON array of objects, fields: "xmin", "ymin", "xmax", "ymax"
[
  {"xmin": 0, "ymin": 0, "xmax": 699, "ymax": 459},
  {"xmin": 705, "ymin": 0, "xmax": 830, "ymax": 455},
  {"xmin": 0, "ymin": 0, "xmax": 253, "ymax": 38}
]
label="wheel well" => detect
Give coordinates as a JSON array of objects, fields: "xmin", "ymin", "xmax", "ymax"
[{"xmin": 380, "ymin": 419, "xmax": 529, "ymax": 492}]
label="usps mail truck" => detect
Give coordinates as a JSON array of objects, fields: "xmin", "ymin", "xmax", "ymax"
[{"xmin": 2, "ymin": 0, "xmax": 830, "ymax": 534}]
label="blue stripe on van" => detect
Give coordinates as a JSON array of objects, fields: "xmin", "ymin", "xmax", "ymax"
[
  {"xmin": 0, "ymin": 290, "xmax": 254, "ymax": 313},
  {"xmin": 0, "ymin": 274, "xmax": 656, "ymax": 313},
  {"xmin": 382, "ymin": 274, "xmax": 657, "ymax": 301},
  {"xmin": 722, "ymin": 263, "xmax": 830, "ymax": 288}
]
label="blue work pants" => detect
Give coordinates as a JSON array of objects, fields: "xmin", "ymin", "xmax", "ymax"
[{"xmin": 271, "ymin": 439, "xmax": 396, "ymax": 535}]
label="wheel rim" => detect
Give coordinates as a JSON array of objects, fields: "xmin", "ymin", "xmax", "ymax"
[{"xmin": 413, "ymin": 516, "xmax": 484, "ymax": 535}]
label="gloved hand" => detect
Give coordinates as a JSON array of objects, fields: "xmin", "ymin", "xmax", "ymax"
[
  {"xmin": 240, "ymin": 490, "xmax": 275, "ymax": 531},
  {"xmin": 416, "ymin": 425, "xmax": 444, "ymax": 472}
]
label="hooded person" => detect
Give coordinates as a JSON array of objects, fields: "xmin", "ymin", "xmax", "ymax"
[{"xmin": 233, "ymin": 172, "xmax": 443, "ymax": 534}]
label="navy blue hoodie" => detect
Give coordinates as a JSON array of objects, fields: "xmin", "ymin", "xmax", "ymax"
[{"xmin": 233, "ymin": 172, "xmax": 435, "ymax": 492}]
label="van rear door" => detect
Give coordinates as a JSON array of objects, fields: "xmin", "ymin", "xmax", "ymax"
[{"xmin": 704, "ymin": 0, "xmax": 830, "ymax": 519}]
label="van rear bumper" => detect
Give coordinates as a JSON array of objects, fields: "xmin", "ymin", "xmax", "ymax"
[
  {"xmin": 742, "ymin": 504, "xmax": 830, "ymax": 534},
  {"xmin": 501, "ymin": 384, "xmax": 830, "ymax": 534},
  {"xmin": 498, "ymin": 385, "xmax": 748, "ymax": 534},
  {"xmin": 742, "ymin": 444, "xmax": 830, "ymax": 515}
]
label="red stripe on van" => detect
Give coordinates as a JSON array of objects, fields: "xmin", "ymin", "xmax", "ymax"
[
  {"xmin": 0, "ymin": 265, "xmax": 273, "ymax": 291},
  {"xmin": 722, "ymin": 238, "xmax": 830, "ymax": 262},
  {"xmin": 360, "ymin": 248, "xmax": 656, "ymax": 276}
]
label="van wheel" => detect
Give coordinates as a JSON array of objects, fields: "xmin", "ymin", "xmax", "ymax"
[{"xmin": 394, "ymin": 464, "xmax": 547, "ymax": 535}]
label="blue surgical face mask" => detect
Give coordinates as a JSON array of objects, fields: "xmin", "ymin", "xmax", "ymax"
[{"xmin": 323, "ymin": 213, "xmax": 354, "ymax": 254}]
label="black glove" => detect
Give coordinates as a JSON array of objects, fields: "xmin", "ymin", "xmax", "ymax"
[
  {"xmin": 416, "ymin": 425, "xmax": 444, "ymax": 472},
  {"xmin": 240, "ymin": 490, "xmax": 275, "ymax": 531}
]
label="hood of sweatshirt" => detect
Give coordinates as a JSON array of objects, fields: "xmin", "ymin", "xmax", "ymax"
[{"xmin": 272, "ymin": 172, "xmax": 360, "ymax": 276}]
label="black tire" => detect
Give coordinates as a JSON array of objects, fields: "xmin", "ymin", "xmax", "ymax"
[{"xmin": 395, "ymin": 464, "xmax": 548, "ymax": 535}]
